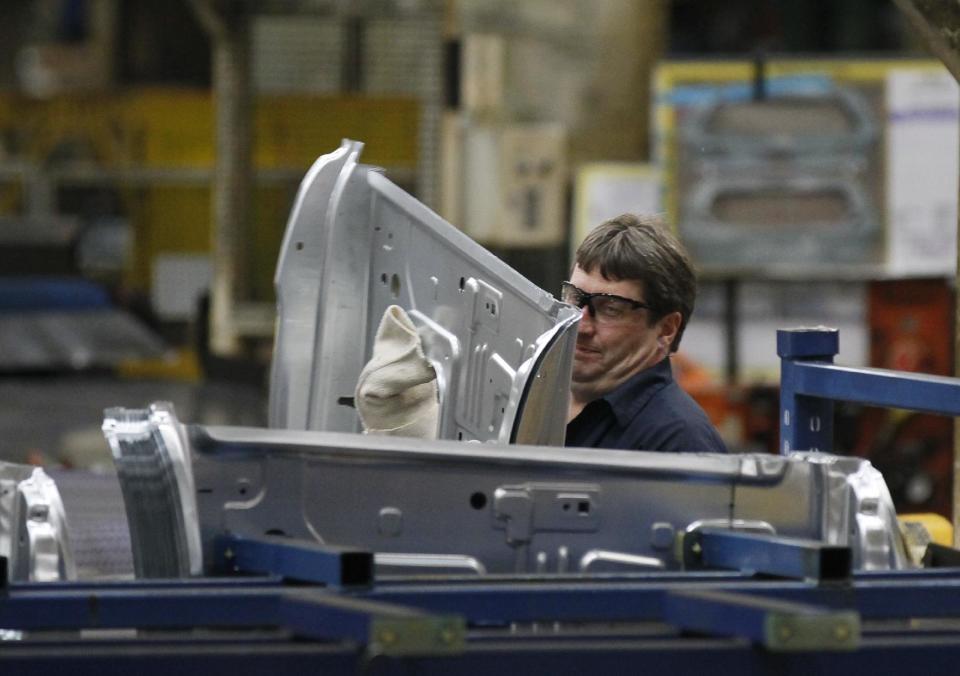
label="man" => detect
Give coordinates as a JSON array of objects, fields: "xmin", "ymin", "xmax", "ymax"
[{"xmin": 563, "ymin": 213, "xmax": 727, "ymax": 454}]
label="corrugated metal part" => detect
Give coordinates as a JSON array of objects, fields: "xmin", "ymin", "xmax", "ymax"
[{"xmin": 47, "ymin": 469, "xmax": 134, "ymax": 579}]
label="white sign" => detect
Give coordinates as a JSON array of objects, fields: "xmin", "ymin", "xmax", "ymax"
[{"xmin": 886, "ymin": 68, "xmax": 959, "ymax": 276}]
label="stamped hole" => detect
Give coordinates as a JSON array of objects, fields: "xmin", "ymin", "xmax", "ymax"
[
  {"xmin": 390, "ymin": 273, "xmax": 401, "ymax": 298},
  {"xmin": 295, "ymin": 241, "xmax": 304, "ymax": 251},
  {"xmin": 470, "ymin": 492, "xmax": 487, "ymax": 510}
]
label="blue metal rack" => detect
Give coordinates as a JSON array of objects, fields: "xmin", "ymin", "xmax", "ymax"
[
  {"xmin": 778, "ymin": 327, "xmax": 960, "ymax": 454},
  {"xmin": 4, "ymin": 327, "xmax": 960, "ymax": 673}
]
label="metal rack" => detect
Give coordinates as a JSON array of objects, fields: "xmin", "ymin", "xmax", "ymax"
[{"xmin": 6, "ymin": 327, "xmax": 960, "ymax": 672}]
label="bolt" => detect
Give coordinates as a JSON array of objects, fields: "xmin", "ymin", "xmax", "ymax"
[
  {"xmin": 834, "ymin": 623, "xmax": 850, "ymax": 641},
  {"xmin": 223, "ymin": 548, "xmax": 234, "ymax": 560},
  {"xmin": 379, "ymin": 629, "xmax": 397, "ymax": 645},
  {"xmin": 439, "ymin": 626, "xmax": 458, "ymax": 645},
  {"xmin": 778, "ymin": 625, "xmax": 792, "ymax": 642},
  {"xmin": 691, "ymin": 542, "xmax": 702, "ymax": 555}
]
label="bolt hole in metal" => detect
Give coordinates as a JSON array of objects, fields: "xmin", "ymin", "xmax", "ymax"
[
  {"xmin": 470, "ymin": 492, "xmax": 487, "ymax": 510},
  {"xmin": 458, "ymin": 276, "xmax": 465, "ymax": 292},
  {"xmin": 295, "ymin": 241, "xmax": 304, "ymax": 251}
]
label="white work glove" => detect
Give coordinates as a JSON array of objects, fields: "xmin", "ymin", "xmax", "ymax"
[{"xmin": 355, "ymin": 305, "xmax": 439, "ymax": 439}]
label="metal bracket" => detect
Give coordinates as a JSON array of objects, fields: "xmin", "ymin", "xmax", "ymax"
[
  {"xmin": 663, "ymin": 588, "xmax": 860, "ymax": 651},
  {"xmin": 682, "ymin": 528, "xmax": 852, "ymax": 582}
]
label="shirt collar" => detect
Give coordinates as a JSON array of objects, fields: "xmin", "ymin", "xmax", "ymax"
[{"xmin": 602, "ymin": 358, "xmax": 674, "ymax": 425}]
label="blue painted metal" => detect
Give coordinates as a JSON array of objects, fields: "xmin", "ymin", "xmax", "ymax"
[
  {"xmin": 688, "ymin": 528, "xmax": 852, "ymax": 581},
  {"xmin": 8, "ymin": 570, "xmax": 960, "ymax": 671},
  {"xmin": 662, "ymin": 588, "xmax": 859, "ymax": 650},
  {"xmin": 214, "ymin": 534, "xmax": 373, "ymax": 587},
  {"xmin": 0, "ymin": 580, "xmax": 459, "ymax": 652},
  {"xmin": 778, "ymin": 327, "xmax": 960, "ymax": 454},
  {"xmin": 365, "ymin": 569, "xmax": 960, "ymax": 623},
  {"xmin": 778, "ymin": 328, "xmax": 837, "ymax": 454},
  {"xmin": 777, "ymin": 328, "xmax": 840, "ymax": 359}
]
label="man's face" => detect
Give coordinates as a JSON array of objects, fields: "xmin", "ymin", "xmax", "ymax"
[{"xmin": 568, "ymin": 264, "xmax": 671, "ymax": 398}]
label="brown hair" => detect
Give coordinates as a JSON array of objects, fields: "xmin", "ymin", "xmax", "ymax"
[{"xmin": 575, "ymin": 213, "xmax": 696, "ymax": 352}]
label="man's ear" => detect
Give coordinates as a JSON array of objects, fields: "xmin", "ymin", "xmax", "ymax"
[{"xmin": 657, "ymin": 311, "xmax": 682, "ymax": 352}]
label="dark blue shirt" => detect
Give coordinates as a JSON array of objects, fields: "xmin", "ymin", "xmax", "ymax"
[{"xmin": 565, "ymin": 358, "xmax": 728, "ymax": 453}]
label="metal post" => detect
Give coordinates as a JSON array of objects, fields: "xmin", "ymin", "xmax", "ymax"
[
  {"xmin": 777, "ymin": 328, "xmax": 838, "ymax": 455},
  {"xmin": 187, "ymin": 0, "xmax": 254, "ymax": 357}
]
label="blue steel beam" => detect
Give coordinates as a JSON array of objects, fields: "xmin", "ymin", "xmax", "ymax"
[
  {"xmin": 785, "ymin": 362, "xmax": 960, "ymax": 417},
  {"xmin": 662, "ymin": 589, "xmax": 859, "ymax": 651},
  {"xmin": 687, "ymin": 529, "xmax": 852, "ymax": 581},
  {"xmin": 6, "ymin": 635, "xmax": 960, "ymax": 676},
  {"xmin": 214, "ymin": 534, "xmax": 374, "ymax": 587},
  {"xmin": 364, "ymin": 571, "xmax": 960, "ymax": 623},
  {"xmin": 0, "ymin": 584, "xmax": 463, "ymax": 656}
]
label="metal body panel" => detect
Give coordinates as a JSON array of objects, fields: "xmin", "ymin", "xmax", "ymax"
[
  {"xmin": 0, "ymin": 463, "xmax": 74, "ymax": 582},
  {"xmin": 102, "ymin": 404, "xmax": 202, "ymax": 578},
  {"xmin": 100, "ymin": 405, "xmax": 909, "ymax": 577},
  {"xmin": 269, "ymin": 139, "xmax": 579, "ymax": 445}
]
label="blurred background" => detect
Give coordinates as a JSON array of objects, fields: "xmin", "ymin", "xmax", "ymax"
[{"xmin": 0, "ymin": 0, "xmax": 955, "ymax": 518}]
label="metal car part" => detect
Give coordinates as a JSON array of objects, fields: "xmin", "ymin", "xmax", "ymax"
[
  {"xmin": 101, "ymin": 404, "xmax": 909, "ymax": 579},
  {"xmin": 680, "ymin": 88, "xmax": 877, "ymax": 157},
  {"xmin": 676, "ymin": 88, "xmax": 881, "ymax": 267},
  {"xmin": 0, "ymin": 462, "xmax": 75, "ymax": 582},
  {"xmin": 269, "ymin": 139, "xmax": 579, "ymax": 444},
  {"xmin": 102, "ymin": 403, "xmax": 202, "ymax": 578},
  {"xmin": 681, "ymin": 175, "xmax": 878, "ymax": 266}
]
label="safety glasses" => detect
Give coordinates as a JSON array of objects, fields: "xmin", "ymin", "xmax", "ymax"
[{"xmin": 560, "ymin": 281, "xmax": 653, "ymax": 324}]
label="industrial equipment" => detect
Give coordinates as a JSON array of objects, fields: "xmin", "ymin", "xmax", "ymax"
[{"xmin": 2, "ymin": 144, "xmax": 960, "ymax": 673}]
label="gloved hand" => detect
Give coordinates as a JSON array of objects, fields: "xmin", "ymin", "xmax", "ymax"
[{"xmin": 355, "ymin": 305, "xmax": 439, "ymax": 439}]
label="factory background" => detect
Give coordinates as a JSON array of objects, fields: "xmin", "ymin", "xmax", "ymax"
[{"xmin": 0, "ymin": 0, "xmax": 956, "ymax": 522}]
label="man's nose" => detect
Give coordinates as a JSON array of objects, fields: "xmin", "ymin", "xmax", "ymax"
[{"xmin": 577, "ymin": 305, "xmax": 596, "ymax": 333}]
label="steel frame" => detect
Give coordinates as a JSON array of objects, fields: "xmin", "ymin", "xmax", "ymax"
[
  {"xmin": 4, "ymin": 564, "xmax": 960, "ymax": 674},
  {"xmin": 778, "ymin": 327, "xmax": 960, "ymax": 454}
]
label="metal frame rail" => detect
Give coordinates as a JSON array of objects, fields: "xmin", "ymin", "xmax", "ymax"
[
  {"xmin": 3, "ymin": 535, "xmax": 960, "ymax": 674},
  {"xmin": 5, "ymin": 569, "xmax": 960, "ymax": 674}
]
